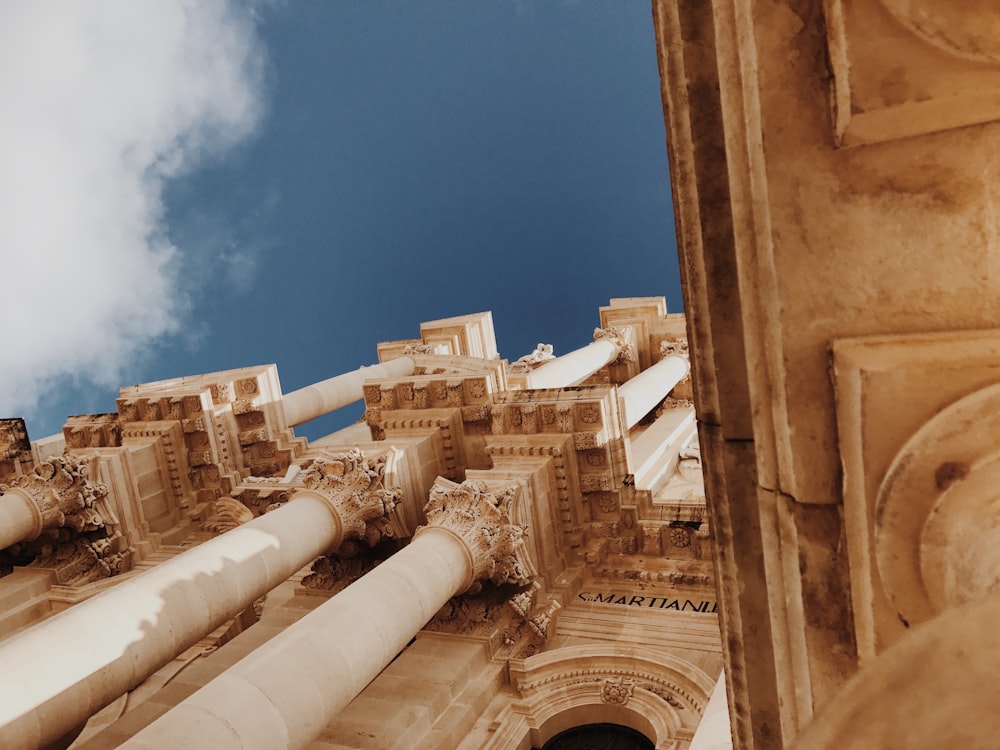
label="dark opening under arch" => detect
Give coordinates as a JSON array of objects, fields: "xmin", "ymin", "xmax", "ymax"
[{"xmin": 536, "ymin": 722, "xmax": 655, "ymax": 750}]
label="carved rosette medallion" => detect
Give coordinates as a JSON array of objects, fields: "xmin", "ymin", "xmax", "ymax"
[
  {"xmin": 601, "ymin": 676, "xmax": 635, "ymax": 705},
  {"xmin": 300, "ymin": 449, "xmax": 402, "ymax": 543},
  {"xmin": 0, "ymin": 455, "xmax": 110, "ymax": 539},
  {"xmin": 419, "ymin": 478, "xmax": 536, "ymax": 588},
  {"xmin": 593, "ymin": 326, "xmax": 637, "ymax": 364}
]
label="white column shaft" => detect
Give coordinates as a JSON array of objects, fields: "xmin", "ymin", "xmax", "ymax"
[
  {"xmin": 0, "ymin": 493, "xmax": 342, "ymax": 750},
  {"xmin": 123, "ymin": 527, "xmax": 472, "ymax": 750},
  {"xmin": 282, "ymin": 357, "xmax": 415, "ymax": 427},
  {"xmin": 689, "ymin": 672, "xmax": 733, "ymax": 750},
  {"xmin": 526, "ymin": 339, "xmax": 619, "ymax": 389},
  {"xmin": 619, "ymin": 354, "xmax": 689, "ymax": 428},
  {"xmin": 630, "ymin": 407, "xmax": 696, "ymax": 490},
  {"xmin": 0, "ymin": 489, "xmax": 40, "ymax": 549}
]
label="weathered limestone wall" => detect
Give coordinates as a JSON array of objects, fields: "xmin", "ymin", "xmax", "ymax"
[{"xmin": 655, "ymin": 0, "xmax": 1000, "ymax": 747}]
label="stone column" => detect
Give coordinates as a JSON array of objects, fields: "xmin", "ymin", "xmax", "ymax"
[
  {"xmin": 525, "ymin": 327, "xmax": 635, "ymax": 389},
  {"xmin": 618, "ymin": 354, "xmax": 689, "ymax": 428},
  {"xmin": 282, "ymin": 357, "xmax": 416, "ymax": 427},
  {"xmin": 689, "ymin": 672, "xmax": 733, "ymax": 750},
  {"xmin": 0, "ymin": 455, "xmax": 108, "ymax": 550},
  {"xmin": 0, "ymin": 450, "xmax": 399, "ymax": 750},
  {"xmin": 123, "ymin": 478, "xmax": 535, "ymax": 750}
]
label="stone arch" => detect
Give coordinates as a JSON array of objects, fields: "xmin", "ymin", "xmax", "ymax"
[{"xmin": 488, "ymin": 644, "xmax": 715, "ymax": 750}]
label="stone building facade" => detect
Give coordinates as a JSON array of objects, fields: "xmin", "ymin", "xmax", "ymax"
[
  {"xmin": 654, "ymin": 0, "xmax": 1000, "ymax": 747},
  {"xmin": 0, "ymin": 299, "xmax": 724, "ymax": 749}
]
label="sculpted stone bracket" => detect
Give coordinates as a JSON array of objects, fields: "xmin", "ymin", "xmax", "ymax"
[
  {"xmin": 419, "ymin": 477, "xmax": 537, "ymax": 589},
  {"xmin": 833, "ymin": 329, "xmax": 1000, "ymax": 660},
  {"xmin": 825, "ymin": 0, "xmax": 1000, "ymax": 146}
]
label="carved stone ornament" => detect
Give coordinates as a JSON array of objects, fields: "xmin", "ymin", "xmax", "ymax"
[
  {"xmin": 300, "ymin": 449, "xmax": 402, "ymax": 543},
  {"xmin": 0, "ymin": 455, "xmax": 110, "ymax": 539},
  {"xmin": 402, "ymin": 342, "xmax": 437, "ymax": 355},
  {"xmin": 420, "ymin": 478, "xmax": 536, "ymax": 588},
  {"xmin": 202, "ymin": 496, "xmax": 255, "ymax": 535},
  {"xmin": 593, "ymin": 326, "xmax": 637, "ymax": 363},
  {"xmin": 601, "ymin": 676, "xmax": 635, "ymax": 705},
  {"xmin": 659, "ymin": 338, "xmax": 689, "ymax": 359},
  {"xmin": 509, "ymin": 343, "xmax": 556, "ymax": 373}
]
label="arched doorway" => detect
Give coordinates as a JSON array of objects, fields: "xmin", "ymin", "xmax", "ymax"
[{"xmin": 536, "ymin": 722, "xmax": 655, "ymax": 750}]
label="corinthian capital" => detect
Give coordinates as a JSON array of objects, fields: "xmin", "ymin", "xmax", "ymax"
[
  {"xmin": 0, "ymin": 455, "xmax": 109, "ymax": 539},
  {"xmin": 300, "ymin": 449, "xmax": 401, "ymax": 542},
  {"xmin": 420, "ymin": 478, "xmax": 536, "ymax": 588},
  {"xmin": 593, "ymin": 326, "xmax": 637, "ymax": 363}
]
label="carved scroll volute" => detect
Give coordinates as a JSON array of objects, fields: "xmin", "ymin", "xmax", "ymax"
[
  {"xmin": 0, "ymin": 455, "xmax": 109, "ymax": 539},
  {"xmin": 419, "ymin": 478, "xmax": 536, "ymax": 590},
  {"xmin": 299, "ymin": 449, "xmax": 402, "ymax": 544}
]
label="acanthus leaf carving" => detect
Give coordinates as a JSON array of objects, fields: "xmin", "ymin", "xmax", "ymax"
[
  {"xmin": 300, "ymin": 449, "xmax": 402, "ymax": 544},
  {"xmin": 594, "ymin": 326, "xmax": 637, "ymax": 364},
  {"xmin": 0, "ymin": 455, "xmax": 111, "ymax": 539},
  {"xmin": 419, "ymin": 478, "xmax": 536, "ymax": 588}
]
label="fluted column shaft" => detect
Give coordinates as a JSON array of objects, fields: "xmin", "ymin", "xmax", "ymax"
[
  {"xmin": 124, "ymin": 479, "xmax": 534, "ymax": 750},
  {"xmin": 618, "ymin": 354, "xmax": 689, "ymax": 428},
  {"xmin": 0, "ymin": 451, "xmax": 396, "ymax": 750},
  {"xmin": 282, "ymin": 357, "xmax": 415, "ymax": 427}
]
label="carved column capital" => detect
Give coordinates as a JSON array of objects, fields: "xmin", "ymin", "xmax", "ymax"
[
  {"xmin": 0, "ymin": 455, "xmax": 109, "ymax": 540},
  {"xmin": 300, "ymin": 449, "xmax": 401, "ymax": 543},
  {"xmin": 419, "ymin": 478, "xmax": 535, "ymax": 589},
  {"xmin": 593, "ymin": 326, "xmax": 637, "ymax": 363}
]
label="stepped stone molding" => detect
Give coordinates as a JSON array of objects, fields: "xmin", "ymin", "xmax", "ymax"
[{"xmin": 419, "ymin": 477, "xmax": 535, "ymax": 588}]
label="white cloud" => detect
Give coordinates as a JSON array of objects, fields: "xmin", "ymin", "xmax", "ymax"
[{"xmin": 0, "ymin": 1, "xmax": 267, "ymax": 422}]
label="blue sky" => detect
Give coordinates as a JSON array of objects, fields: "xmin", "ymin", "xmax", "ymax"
[{"xmin": 2, "ymin": 1, "xmax": 678, "ymax": 442}]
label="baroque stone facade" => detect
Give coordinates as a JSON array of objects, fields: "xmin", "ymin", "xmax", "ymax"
[{"xmin": 0, "ymin": 299, "xmax": 718, "ymax": 749}]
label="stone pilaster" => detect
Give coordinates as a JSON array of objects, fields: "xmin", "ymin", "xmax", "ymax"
[{"xmin": 420, "ymin": 478, "xmax": 535, "ymax": 589}]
